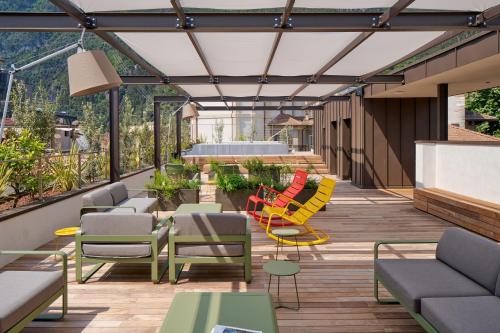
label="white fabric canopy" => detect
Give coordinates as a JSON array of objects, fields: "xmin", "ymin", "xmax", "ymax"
[
  {"xmin": 326, "ymin": 31, "xmax": 444, "ymax": 76},
  {"xmin": 74, "ymin": 0, "xmax": 500, "ymax": 99},
  {"xmin": 117, "ymin": 33, "xmax": 207, "ymax": 76},
  {"xmin": 70, "ymin": 0, "xmax": 500, "ymax": 12},
  {"xmin": 194, "ymin": 33, "xmax": 276, "ymax": 76},
  {"xmin": 269, "ymin": 32, "xmax": 361, "ymax": 76}
]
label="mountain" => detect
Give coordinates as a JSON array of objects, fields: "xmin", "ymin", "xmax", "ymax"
[{"xmin": 0, "ymin": 0, "xmax": 175, "ymax": 123}]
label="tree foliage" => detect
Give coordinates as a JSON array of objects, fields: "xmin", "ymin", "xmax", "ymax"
[
  {"xmin": 0, "ymin": 130, "xmax": 45, "ymax": 206},
  {"xmin": 465, "ymin": 88, "xmax": 500, "ymax": 137},
  {"xmin": 11, "ymin": 80, "xmax": 56, "ymax": 145}
]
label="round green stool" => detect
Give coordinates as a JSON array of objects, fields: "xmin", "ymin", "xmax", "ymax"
[
  {"xmin": 264, "ymin": 260, "xmax": 300, "ymax": 310},
  {"xmin": 271, "ymin": 228, "xmax": 300, "ymax": 261}
]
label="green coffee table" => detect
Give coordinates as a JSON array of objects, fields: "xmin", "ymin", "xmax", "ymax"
[
  {"xmin": 272, "ymin": 228, "xmax": 300, "ymax": 261},
  {"xmin": 160, "ymin": 292, "xmax": 278, "ymax": 333},
  {"xmin": 174, "ymin": 203, "xmax": 222, "ymax": 215},
  {"xmin": 264, "ymin": 260, "xmax": 301, "ymax": 310}
]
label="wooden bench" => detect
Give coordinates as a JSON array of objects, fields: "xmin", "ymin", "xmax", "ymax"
[{"xmin": 414, "ymin": 188, "xmax": 500, "ymax": 241}]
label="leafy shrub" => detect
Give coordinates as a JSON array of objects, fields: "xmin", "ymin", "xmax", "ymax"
[
  {"xmin": 0, "ymin": 130, "xmax": 45, "ymax": 206},
  {"xmin": 50, "ymin": 144, "xmax": 80, "ymax": 192},
  {"xmin": 216, "ymin": 174, "xmax": 249, "ymax": 192},
  {"xmin": 304, "ymin": 178, "xmax": 319, "ymax": 189},
  {"xmin": 0, "ymin": 164, "xmax": 12, "ymax": 197},
  {"xmin": 242, "ymin": 158, "xmax": 264, "ymax": 174},
  {"xmin": 146, "ymin": 171, "xmax": 200, "ymax": 199}
]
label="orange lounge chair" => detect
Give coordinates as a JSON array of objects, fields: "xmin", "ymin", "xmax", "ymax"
[{"xmin": 245, "ymin": 169, "xmax": 307, "ymax": 227}]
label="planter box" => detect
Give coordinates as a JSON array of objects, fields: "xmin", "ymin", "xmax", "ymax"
[
  {"xmin": 215, "ymin": 188, "xmax": 256, "ymax": 211},
  {"xmin": 150, "ymin": 189, "xmax": 200, "ymax": 211}
]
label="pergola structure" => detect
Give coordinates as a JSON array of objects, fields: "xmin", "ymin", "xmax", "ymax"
[{"xmin": 2, "ymin": 0, "xmax": 500, "ymax": 181}]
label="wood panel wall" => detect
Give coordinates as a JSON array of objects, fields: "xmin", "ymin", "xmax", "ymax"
[
  {"xmin": 315, "ymin": 95, "xmax": 437, "ymax": 188},
  {"xmin": 314, "ymin": 99, "xmax": 351, "ymax": 178}
]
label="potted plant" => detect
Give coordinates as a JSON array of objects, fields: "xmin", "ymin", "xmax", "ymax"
[
  {"xmin": 146, "ymin": 171, "xmax": 201, "ymax": 210},
  {"xmin": 243, "ymin": 158, "xmax": 280, "ymax": 183},
  {"xmin": 215, "ymin": 174, "xmax": 257, "ymax": 211}
]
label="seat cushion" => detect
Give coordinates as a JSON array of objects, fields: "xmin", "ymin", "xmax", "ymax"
[
  {"xmin": 113, "ymin": 198, "xmax": 158, "ymax": 214},
  {"xmin": 0, "ymin": 271, "xmax": 63, "ymax": 333},
  {"xmin": 375, "ymin": 259, "xmax": 491, "ymax": 313},
  {"xmin": 82, "ymin": 188, "xmax": 114, "ymax": 211},
  {"xmin": 82, "ymin": 225, "xmax": 168, "ymax": 258},
  {"xmin": 104, "ymin": 182, "xmax": 128, "ymax": 205},
  {"xmin": 421, "ymin": 296, "xmax": 500, "ymax": 333},
  {"xmin": 437, "ymin": 227, "xmax": 500, "ymax": 294},
  {"xmin": 176, "ymin": 244, "xmax": 244, "ymax": 257},
  {"xmin": 83, "ymin": 244, "xmax": 152, "ymax": 258}
]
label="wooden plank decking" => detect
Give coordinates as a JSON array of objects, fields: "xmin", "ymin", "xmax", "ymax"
[{"xmin": 4, "ymin": 181, "xmax": 452, "ymax": 333}]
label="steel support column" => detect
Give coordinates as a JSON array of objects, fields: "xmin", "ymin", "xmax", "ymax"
[
  {"xmin": 436, "ymin": 83, "xmax": 448, "ymax": 141},
  {"xmin": 175, "ymin": 109, "xmax": 182, "ymax": 158},
  {"xmin": 154, "ymin": 101, "xmax": 161, "ymax": 169},
  {"xmin": 109, "ymin": 87, "xmax": 120, "ymax": 182}
]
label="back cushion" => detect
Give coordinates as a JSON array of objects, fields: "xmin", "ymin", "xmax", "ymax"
[
  {"xmin": 82, "ymin": 188, "xmax": 114, "ymax": 209},
  {"xmin": 81, "ymin": 213, "xmax": 156, "ymax": 235},
  {"xmin": 174, "ymin": 213, "xmax": 247, "ymax": 236},
  {"xmin": 437, "ymin": 227, "xmax": 500, "ymax": 293},
  {"xmin": 105, "ymin": 182, "xmax": 129, "ymax": 205}
]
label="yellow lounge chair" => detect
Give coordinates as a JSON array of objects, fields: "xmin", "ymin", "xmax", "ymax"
[{"xmin": 259, "ymin": 177, "xmax": 336, "ymax": 246}]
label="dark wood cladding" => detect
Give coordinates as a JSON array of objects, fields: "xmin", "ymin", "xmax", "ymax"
[
  {"xmin": 313, "ymin": 99, "xmax": 351, "ymax": 179},
  {"xmin": 315, "ymin": 95, "xmax": 436, "ymax": 188}
]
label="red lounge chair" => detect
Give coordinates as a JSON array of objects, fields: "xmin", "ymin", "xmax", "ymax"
[{"xmin": 245, "ymin": 168, "xmax": 308, "ymax": 226}]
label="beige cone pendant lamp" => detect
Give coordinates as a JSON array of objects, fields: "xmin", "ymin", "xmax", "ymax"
[
  {"xmin": 67, "ymin": 50, "xmax": 122, "ymax": 97},
  {"xmin": 182, "ymin": 102, "xmax": 199, "ymax": 119}
]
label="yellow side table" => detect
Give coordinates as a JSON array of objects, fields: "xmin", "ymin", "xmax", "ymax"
[{"xmin": 54, "ymin": 227, "xmax": 80, "ymax": 260}]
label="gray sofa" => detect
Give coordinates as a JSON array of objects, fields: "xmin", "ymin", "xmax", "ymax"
[
  {"xmin": 0, "ymin": 251, "xmax": 67, "ymax": 333},
  {"xmin": 76, "ymin": 213, "xmax": 169, "ymax": 283},
  {"xmin": 374, "ymin": 227, "xmax": 500, "ymax": 333},
  {"xmin": 81, "ymin": 182, "xmax": 158, "ymax": 215}
]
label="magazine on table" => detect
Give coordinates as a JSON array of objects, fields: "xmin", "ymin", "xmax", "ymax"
[{"xmin": 211, "ymin": 324, "xmax": 262, "ymax": 333}]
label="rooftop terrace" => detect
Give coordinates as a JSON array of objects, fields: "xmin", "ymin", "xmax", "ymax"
[{"xmin": 7, "ymin": 181, "xmax": 450, "ymax": 333}]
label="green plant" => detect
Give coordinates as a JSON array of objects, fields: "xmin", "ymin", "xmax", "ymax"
[
  {"xmin": 183, "ymin": 162, "xmax": 200, "ymax": 177},
  {"xmin": 0, "ymin": 164, "xmax": 12, "ymax": 197},
  {"xmin": 304, "ymin": 178, "xmax": 319, "ymax": 189},
  {"xmin": 213, "ymin": 119, "xmax": 224, "ymax": 143},
  {"xmin": 50, "ymin": 144, "xmax": 80, "ymax": 192},
  {"xmin": 209, "ymin": 159, "xmax": 223, "ymax": 174},
  {"xmin": 242, "ymin": 158, "xmax": 264, "ymax": 174},
  {"xmin": 146, "ymin": 171, "xmax": 200, "ymax": 199},
  {"xmin": 216, "ymin": 174, "xmax": 249, "ymax": 192},
  {"xmin": 306, "ymin": 164, "xmax": 315, "ymax": 174},
  {"xmin": 0, "ymin": 130, "xmax": 46, "ymax": 206}
]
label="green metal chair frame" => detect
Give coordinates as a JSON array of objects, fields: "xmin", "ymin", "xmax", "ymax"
[
  {"xmin": 0, "ymin": 250, "xmax": 68, "ymax": 333},
  {"xmin": 75, "ymin": 219, "xmax": 170, "ymax": 284},
  {"xmin": 168, "ymin": 217, "xmax": 252, "ymax": 284},
  {"xmin": 374, "ymin": 240, "xmax": 440, "ymax": 333}
]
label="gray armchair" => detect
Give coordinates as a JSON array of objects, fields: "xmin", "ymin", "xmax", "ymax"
[
  {"xmin": 76, "ymin": 213, "xmax": 169, "ymax": 284},
  {"xmin": 168, "ymin": 213, "xmax": 251, "ymax": 284}
]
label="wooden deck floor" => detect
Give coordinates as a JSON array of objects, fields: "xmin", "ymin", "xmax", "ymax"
[{"xmin": 6, "ymin": 181, "xmax": 452, "ymax": 333}]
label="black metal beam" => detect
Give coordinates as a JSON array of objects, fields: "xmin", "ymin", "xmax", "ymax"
[
  {"xmin": 109, "ymin": 87, "xmax": 120, "ymax": 182},
  {"xmin": 154, "ymin": 96, "xmax": 349, "ymax": 103},
  {"xmin": 175, "ymin": 109, "xmax": 182, "ymax": 158},
  {"xmin": 375, "ymin": 0, "xmax": 415, "ymax": 28},
  {"xmin": 120, "ymin": 74, "xmax": 404, "ymax": 85},
  {"xmin": 472, "ymin": 4, "xmax": 500, "ymax": 27},
  {"xmin": 153, "ymin": 101, "xmax": 161, "ymax": 169},
  {"xmin": 2, "ymin": 11, "xmax": 500, "ymax": 32},
  {"xmin": 255, "ymin": 0, "xmax": 295, "ymax": 103},
  {"xmin": 200, "ymin": 106, "xmax": 323, "ymax": 111}
]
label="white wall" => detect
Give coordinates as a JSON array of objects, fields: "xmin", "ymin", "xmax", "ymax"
[
  {"xmin": 0, "ymin": 168, "xmax": 154, "ymax": 268},
  {"xmin": 416, "ymin": 142, "xmax": 500, "ymax": 203}
]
